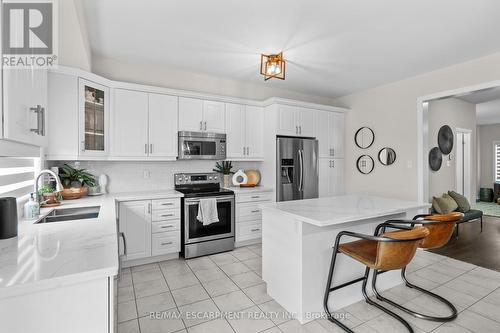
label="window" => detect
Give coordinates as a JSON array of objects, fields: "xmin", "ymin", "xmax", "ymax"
[
  {"xmin": 0, "ymin": 157, "xmax": 39, "ymax": 202},
  {"xmin": 495, "ymin": 142, "xmax": 500, "ymax": 183}
]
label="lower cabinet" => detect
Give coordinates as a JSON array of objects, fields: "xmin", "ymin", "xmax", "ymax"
[
  {"xmin": 319, "ymin": 158, "xmax": 345, "ymax": 197},
  {"xmin": 235, "ymin": 190, "xmax": 272, "ymax": 245},
  {"xmin": 119, "ymin": 197, "xmax": 181, "ymax": 263}
]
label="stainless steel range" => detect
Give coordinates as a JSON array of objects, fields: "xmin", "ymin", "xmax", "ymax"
[{"xmin": 175, "ymin": 172, "xmax": 235, "ymax": 258}]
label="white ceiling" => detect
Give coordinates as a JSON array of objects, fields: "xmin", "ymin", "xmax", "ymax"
[
  {"xmin": 476, "ymin": 99, "xmax": 500, "ymax": 125},
  {"xmin": 81, "ymin": 0, "xmax": 500, "ymax": 98}
]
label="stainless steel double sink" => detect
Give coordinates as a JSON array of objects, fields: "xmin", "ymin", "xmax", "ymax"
[{"xmin": 36, "ymin": 206, "xmax": 100, "ymax": 223}]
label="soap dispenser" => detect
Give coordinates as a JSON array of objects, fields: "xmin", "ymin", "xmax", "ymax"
[{"xmin": 24, "ymin": 193, "xmax": 39, "ymax": 219}]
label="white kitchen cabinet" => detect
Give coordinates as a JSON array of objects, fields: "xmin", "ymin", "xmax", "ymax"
[
  {"xmin": 225, "ymin": 103, "xmax": 263, "ymax": 160},
  {"xmin": 2, "ymin": 68, "xmax": 48, "ymax": 146},
  {"xmin": 119, "ymin": 200, "xmax": 152, "ymax": 261},
  {"xmin": 112, "ymin": 89, "xmax": 149, "ymax": 157},
  {"xmin": 225, "ymin": 103, "xmax": 246, "ymax": 158},
  {"xmin": 203, "ymin": 100, "xmax": 225, "ymax": 132},
  {"xmin": 178, "ymin": 97, "xmax": 203, "ymax": 131},
  {"xmin": 277, "ymin": 105, "xmax": 297, "ymax": 136},
  {"xmin": 316, "ymin": 111, "xmax": 345, "ymax": 158},
  {"xmin": 235, "ymin": 189, "xmax": 272, "ymax": 245},
  {"xmin": 112, "ymin": 89, "xmax": 178, "ymax": 159},
  {"xmin": 276, "ymin": 104, "xmax": 314, "ymax": 137},
  {"xmin": 178, "ymin": 97, "xmax": 225, "ymax": 132},
  {"xmin": 79, "ymin": 79, "xmax": 110, "ymax": 157},
  {"xmin": 148, "ymin": 93, "xmax": 178, "ymax": 158},
  {"xmin": 318, "ymin": 158, "xmax": 345, "ymax": 197}
]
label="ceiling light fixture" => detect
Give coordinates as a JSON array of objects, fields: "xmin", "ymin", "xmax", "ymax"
[{"xmin": 260, "ymin": 52, "xmax": 285, "ymax": 81}]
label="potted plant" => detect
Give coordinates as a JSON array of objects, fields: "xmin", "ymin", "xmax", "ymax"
[
  {"xmin": 59, "ymin": 164, "xmax": 96, "ymax": 200},
  {"xmin": 213, "ymin": 161, "xmax": 234, "ymax": 188},
  {"xmin": 38, "ymin": 185, "xmax": 62, "ymax": 207}
]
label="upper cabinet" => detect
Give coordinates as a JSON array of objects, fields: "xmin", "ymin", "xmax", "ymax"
[
  {"xmin": 111, "ymin": 89, "xmax": 178, "ymax": 160},
  {"xmin": 276, "ymin": 104, "xmax": 314, "ymax": 137},
  {"xmin": 2, "ymin": 68, "xmax": 48, "ymax": 147},
  {"xmin": 316, "ymin": 111, "xmax": 345, "ymax": 158},
  {"xmin": 80, "ymin": 79, "xmax": 109, "ymax": 157},
  {"xmin": 225, "ymin": 103, "xmax": 263, "ymax": 160},
  {"xmin": 179, "ymin": 97, "xmax": 225, "ymax": 133}
]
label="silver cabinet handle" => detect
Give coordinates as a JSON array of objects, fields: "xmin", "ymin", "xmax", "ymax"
[
  {"xmin": 200, "ymin": 121, "xmax": 203, "ymax": 130},
  {"xmin": 30, "ymin": 105, "xmax": 45, "ymax": 135},
  {"xmin": 148, "ymin": 202, "xmax": 151, "ymax": 214},
  {"xmin": 204, "ymin": 121, "xmax": 207, "ymax": 131},
  {"xmin": 296, "ymin": 126, "xmax": 298, "ymax": 134},
  {"xmin": 251, "ymin": 196, "xmax": 260, "ymax": 199},
  {"xmin": 145, "ymin": 144, "xmax": 148, "ymax": 155},
  {"xmin": 120, "ymin": 232, "xmax": 127, "ymax": 256},
  {"xmin": 329, "ymin": 148, "xmax": 333, "ymax": 157},
  {"xmin": 329, "ymin": 160, "xmax": 332, "ymax": 168},
  {"xmin": 246, "ymin": 147, "xmax": 250, "ymax": 155},
  {"xmin": 160, "ymin": 225, "xmax": 174, "ymax": 229},
  {"xmin": 332, "ymin": 148, "xmax": 335, "ymax": 157},
  {"xmin": 251, "ymin": 228, "xmax": 261, "ymax": 232},
  {"xmin": 299, "ymin": 126, "xmax": 302, "ymax": 134},
  {"xmin": 243, "ymin": 146, "xmax": 246, "ymax": 155},
  {"xmin": 160, "ymin": 214, "xmax": 174, "ymax": 217},
  {"xmin": 161, "ymin": 241, "xmax": 173, "ymax": 246},
  {"xmin": 161, "ymin": 203, "xmax": 174, "ymax": 206},
  {"xmin": 251, "ymin": 209, "xmax": 260, "ymax": 213},
  {"xmin": 332, "ymin": 160, "xmax": 335, "ymax": 168},
  {"xmin": 150, "ymin": 144, "xmax": 153, "ymax": 154}
]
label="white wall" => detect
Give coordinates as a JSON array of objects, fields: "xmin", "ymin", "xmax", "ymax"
[
  {"xmin": 334, "ymin": 52, "xmax": 500, "ymax": 201},
  {"xmin": 91, "ymin": 56, "xmax": 338, "ymax": 105},
  {"xmin": 58, "ymin": 0, "xmax": 92, "ymax": 71},
  {"xmin": 427, "ymin": 98, "xmax": 476, "ymax": 200},
  {"xmin": 47, "ymin": 160, "xmax": 262, "ymax": 193},
  {"xmin": 478, "ymin": 124, "xmax": 500, "ymax": 189}
]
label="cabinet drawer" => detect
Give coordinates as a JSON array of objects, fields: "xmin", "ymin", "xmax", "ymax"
[
  {"xmin": 152, "ymin": 220, "xmax": 180, "ymax": 233},
  {"xmin": 236, "ymin": 221, "xmax": 262, "ymax": 241},
  {"xmin": 237, "ymin": 203, "xmax": 263, "ymax": 219},
  {"xmin": 152, "ymin": 209, "xmax": 180, "ymax": 222},
  {"xmin": 152, "ymin": 198, "xmax": 180, "ymax": 210},
  {"xmin": 236, "ymin": 192, "xmax": 273, "ymax": 203},
  {"xmin": 152, "ymin": 231, "xmax": 180, "ymax": 256}
]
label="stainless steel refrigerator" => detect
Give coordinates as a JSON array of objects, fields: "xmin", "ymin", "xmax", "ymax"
[{"xmin": 276, "ymin": 136, "xmax": 319, "ymax": 202}]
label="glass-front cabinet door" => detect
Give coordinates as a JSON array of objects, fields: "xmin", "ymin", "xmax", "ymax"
[{"xmin": 79, "ymin": 78, "xmax": 109, "ymax": 156}]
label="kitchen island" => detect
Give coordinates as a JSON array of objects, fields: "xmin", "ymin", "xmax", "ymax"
[{"xmin": 260, "ymin": 194, "xmax": 430, "ymax": 324}]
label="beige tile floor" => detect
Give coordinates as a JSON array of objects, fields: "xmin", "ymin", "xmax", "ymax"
[{"xmin": 117, "ymin": 244, "xmax": 500, "ymax": 333}]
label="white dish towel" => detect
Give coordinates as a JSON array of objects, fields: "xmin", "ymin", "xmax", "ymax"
[{"xmin": 197, "ymin": 198, "xmax": 219, "ymax": 226}]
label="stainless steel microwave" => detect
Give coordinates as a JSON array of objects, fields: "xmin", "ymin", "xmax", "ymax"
[{"xmin": 178, "ymin": 131, "xmax": 226, "ymax": 160}]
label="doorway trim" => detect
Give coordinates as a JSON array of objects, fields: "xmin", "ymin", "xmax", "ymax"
[
  {"xmin": 417, "ymin": 79, "xmax": 500, "ymax": 203},
  {"xmin": 455, "ymin": 128, "xmax": 472, "ymax": 203}
]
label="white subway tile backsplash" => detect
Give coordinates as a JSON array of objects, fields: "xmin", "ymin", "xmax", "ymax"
[{"xmin": 47, "ymin": 161, "xmax": 261, "ymax": 193}]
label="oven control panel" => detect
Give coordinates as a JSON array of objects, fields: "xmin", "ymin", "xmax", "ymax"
[{"xmin": 174, "ymin": 172, "xmax": 220, "ymax": 185}]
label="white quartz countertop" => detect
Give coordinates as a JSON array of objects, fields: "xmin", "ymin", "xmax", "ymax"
[
  {"xmin": 0, "ymin": 189, "xmax": 183, "ymax": 299},
  {"xmin": 261, "ymin": 194, "xmax": 431, "ymax": 227},
  {"xmin": 223, "ymin": 186, "xmax": 273, "ymax": 194}
]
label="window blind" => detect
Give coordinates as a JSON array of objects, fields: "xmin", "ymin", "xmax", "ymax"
[
  {"xmin": 0, "ymin": 157, "xmax": 38, "ymax": 200},
  {"xmin": 495, "ymin": 143, "xmax": 500, "ymax": 183}
]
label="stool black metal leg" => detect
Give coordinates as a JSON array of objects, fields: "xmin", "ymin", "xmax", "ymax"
[
  {"xmin": 481, "ymin": 216, "xmax": 483, "ymax": 232},
  {"xmin": 362, "ymin": 268, "xmax": 414, "ymax": 333},
  {"xmin": 371, "ymin": 267, "xmax": 457, "ymax": 322},
  {"xmin": 323, "ymin": 241, "xmax": 355, "ymax": 333}
]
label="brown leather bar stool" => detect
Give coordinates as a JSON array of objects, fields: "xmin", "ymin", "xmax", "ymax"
[
  {"xmin": 323, "ymin": 226, "xmax": 430, "ymax": 333},
  {"xmin": 371, "ymin": 212, "xmax": 463, "ymax": 322}
]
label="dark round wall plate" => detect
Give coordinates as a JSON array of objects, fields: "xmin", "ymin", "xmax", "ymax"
[
  {"xmin": 429, "ymin": 147, "xmax": 443, "ymax": 171},
  {"xmin": 438, "ymin": 125, "xmax": 453, "ymax": 155}
]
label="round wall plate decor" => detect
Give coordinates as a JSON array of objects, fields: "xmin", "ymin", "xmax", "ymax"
[
  {"xmin": 438, "ymin": 125, "xmax": 453, "ymax": 155},
  {"xmin": 429, "ymin": 147, "xmax": 443, "ymax": 171},
  {"xmin": 357, "ymin": 155, "xmax": 375, "ymax": 174}
]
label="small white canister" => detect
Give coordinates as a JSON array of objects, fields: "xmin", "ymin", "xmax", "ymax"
[{"xmin": 232, "ymin": 169, "xmax": 248, "ymax": 186}]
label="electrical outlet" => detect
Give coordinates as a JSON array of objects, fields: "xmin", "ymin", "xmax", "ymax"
[{"xmin": 143, "ymin": 170, "xmax": 150, "ymax": 179}]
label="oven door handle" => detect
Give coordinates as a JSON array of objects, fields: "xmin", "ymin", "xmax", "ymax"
[{"xmin": 185, "ymin": 195, "xmax": 235, "ymax": 203}]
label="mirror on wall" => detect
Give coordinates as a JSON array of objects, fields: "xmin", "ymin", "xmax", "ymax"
[
  {"xmin": 357, "ymin": 155, "xmax": 375, "ymax": 174},
  {"xmin": 354, "ymin": 127, "xmax": 375, "ymax": 149},
  {"xmin": 378, "ymin": 147, "xmax": 396, "ymax": 166}
]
